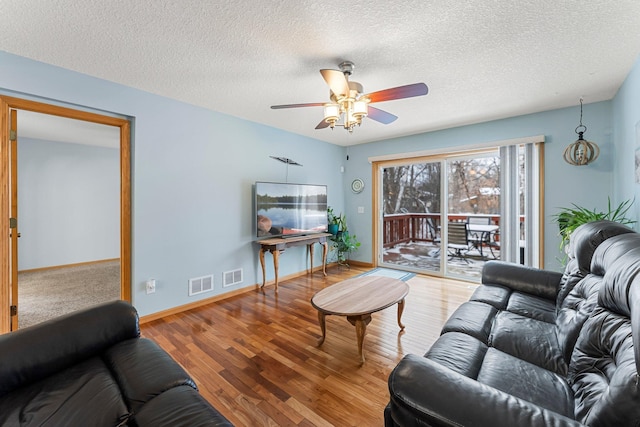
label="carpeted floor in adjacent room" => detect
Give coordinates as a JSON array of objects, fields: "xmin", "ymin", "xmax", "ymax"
[{"xmin": 18, "ymin": 260, "xmax": 121, "ymax": 329}]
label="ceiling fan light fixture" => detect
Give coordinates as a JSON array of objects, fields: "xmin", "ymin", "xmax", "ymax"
[
  {"xmin": 270, "ymin": 61, "xmax": 428, "ymax": 134},
  {"xmin": 353, "ymin": 100, "xmax": 368, "ymax": 119},
  {"xmin": 323, "ymin": 103, "xmax": 340, "ymax": 128}
]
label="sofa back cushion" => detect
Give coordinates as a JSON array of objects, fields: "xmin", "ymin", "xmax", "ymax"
[
  {"xmin": 0, "ymin": 300, "xmax": 139, "ymax": 397},
  {"xmin": 555, "ymin": 233, "xmax": 640, "ymax": 366},
  {"xmin": 554, "ymin": 226, "xmax": 639, "ymax": 368},
  {"xmin": 568, "ymin": 250, "xmax": 640, "ymax": 426},
  {"xmin": 556, "ymin": 220, "xmax": 635, "ymax": 305}
]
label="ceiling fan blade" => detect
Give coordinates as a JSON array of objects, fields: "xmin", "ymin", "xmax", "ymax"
[
  {"xmin": 320, "ymin": 69, "xmax": 350, "ymax": 98},
  {"xmin": 365, "ymin": 83, "xmax": 428, "ymax": 103},
  {"xmin": 270, "ymin": 102, "xmax": 325, "ymax": 109},
  {"xmin": 315, "ymin": 119, "xmax": 331, "ymax": 130},
  {"xmin": 367, "ymin": 106, "xmax": 398, "ymax": 124}
]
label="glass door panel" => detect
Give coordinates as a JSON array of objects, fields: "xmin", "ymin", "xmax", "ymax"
[
  {"xmin": 380, "ymin": 161, "xmax": 443, "ymax": 274},
  {"xmin": 445, "ymin": 153, "xmax": 500, "ymax": 280}
]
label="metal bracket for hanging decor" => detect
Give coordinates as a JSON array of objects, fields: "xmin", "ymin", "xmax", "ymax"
[
  {"xmin": 563, "ymin": 98, "xmax": 600, "ymax": 166},
  {"xmin": 269, "ymin": 156, "xmax": 302, "ymax": 182}
]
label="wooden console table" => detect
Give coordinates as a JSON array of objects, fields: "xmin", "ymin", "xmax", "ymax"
[{"xmin": 258, "ymin": 233, "xmax": 330, "ymax": 291}]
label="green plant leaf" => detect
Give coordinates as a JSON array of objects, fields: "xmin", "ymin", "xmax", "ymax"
[{"xmin": 552, "ymin": 198, "xmax": 636, "ymax": 263}]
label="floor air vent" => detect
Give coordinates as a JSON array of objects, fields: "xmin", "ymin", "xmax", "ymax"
[
  {"xmin": 189, "ymin": 275, "xmax": 214, "ymax": 296},
  {"xmin": 223, "ymin": 269, "xmax": 243, "ymax": 287}
]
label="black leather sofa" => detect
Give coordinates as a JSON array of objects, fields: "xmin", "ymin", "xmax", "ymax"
[
  {"xmin": 385, "ymin": 220, "xmax": 640, "ymax": 426},
  {"xmin": 0, "ymin": 300, "xmax": 233, "ymax": 426}
]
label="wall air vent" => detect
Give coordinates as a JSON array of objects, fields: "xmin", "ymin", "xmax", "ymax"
[
  {"xmin": 223, "ymin": 268, "xmax": 243, "ymax": 287},
  {"xmin": 189, "ymin": 274, "xmax": 214, "ymax": 296}
]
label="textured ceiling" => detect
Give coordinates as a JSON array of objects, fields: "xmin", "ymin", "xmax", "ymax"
[{"xmin": 3, "ymin": 0, "xmax": 640, "ymax": 146}]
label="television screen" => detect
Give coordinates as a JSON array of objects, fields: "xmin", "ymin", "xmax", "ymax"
[{"xmin": 255, "ymin": 182, "xmax": 328, "ymax": 238}]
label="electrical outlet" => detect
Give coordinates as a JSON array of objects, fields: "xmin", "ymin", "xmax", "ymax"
[{"xmin": 146, "ymin": 279, "xmax": 156, "ymax": 294}]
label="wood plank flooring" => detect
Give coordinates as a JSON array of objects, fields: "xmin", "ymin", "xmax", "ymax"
[{"xmin": 141, "ymin": 266, "xmax": 477, "ymax": 426}]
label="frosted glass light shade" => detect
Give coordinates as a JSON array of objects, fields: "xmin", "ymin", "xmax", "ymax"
[
  {"xmin": 353, "ymin": 100, "xmax": 368, "ymax": 118},
  {"xmin": 323, "ymin": 103, "xmax": 340, "ymax": 122}
]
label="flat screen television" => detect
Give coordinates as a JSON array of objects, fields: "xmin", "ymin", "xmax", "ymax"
[{"xmin": 255, "ymin": 181, "xmax": 328, "ymax": 238}]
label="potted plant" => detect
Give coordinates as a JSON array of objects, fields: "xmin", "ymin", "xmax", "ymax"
[
  {"xmin": 552, "ymin": 197, "xmax": 635, "ymax": 256},
  {"xmin": 327, "ymin": 207, "xmax": 343, "ymax": 236},
  {"xmin": 333, "ymin": 231, "xmax": 361, "ymax": 265},
  {"xmin": 327, "ymin": 212, "xmax": 361, "ymax": 265}
]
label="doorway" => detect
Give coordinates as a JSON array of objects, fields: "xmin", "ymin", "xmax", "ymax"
[{"xmin": 1, "ymin": 96, "xmax": 131, "ymax": 332}]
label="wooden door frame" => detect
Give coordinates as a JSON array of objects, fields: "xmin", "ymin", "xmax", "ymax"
[{"xmin": 0, "ymin": 96, "xmax": 131, "ymax": 333}]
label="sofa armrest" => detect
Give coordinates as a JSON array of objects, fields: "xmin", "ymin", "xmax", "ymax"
[
  {"xmin": 0, "ymin": 300, "xmax": 139, "ymax": 397},
  {"xmin": 104, "ymin": 338, "xmax": 198, "ymax": 413},
  {"xmin": 482, "ymin": 261, "xmax": 562, "ymax": 301},
  {"xmin": 387, "ymin": 354, "xmax": 582, "ymax": 427}
]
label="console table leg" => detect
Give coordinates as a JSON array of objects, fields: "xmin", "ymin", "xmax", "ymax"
[
  {"xmin": 309, "ymin": 243, "xmax": 314, "ymax": 274},
  {"xmin": 321, "ymin": 242, "xmax": 328, "ymax": 276},
  {"xmin": 397, "ymin": 299, "xmax": 406, "ymax": 330},
  {"xmin": 259, "ymin": 248, "xmax": 266, "ymax": 289},
  {"xmin": 272, "ymin": 249, "xmax": 280, "ymax": 292}
]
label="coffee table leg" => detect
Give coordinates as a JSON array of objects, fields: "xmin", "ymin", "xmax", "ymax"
[
  {"xmin": 317, "ymin": 311, "xmax": 326, "ymax": 345},
  {"xmin": 397, "ymin": 299, "xmax": 406, "ymax": 330},
  {"xmin": 355, "ymin": 318, "xmax": 367, "ymax": 364},
  {"xmin": 348, "ymin": 314, "xmax": 372, "ymax": 364}
]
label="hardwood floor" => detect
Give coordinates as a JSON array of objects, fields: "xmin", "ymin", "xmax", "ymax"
[{"xmin": 141, "ymin": 266, "xmax": 477, "ymax": 426}]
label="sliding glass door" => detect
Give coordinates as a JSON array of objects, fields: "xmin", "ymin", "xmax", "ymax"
[
  {"xmin": 377, "ymin": 140, "xmax": 542, "ymax": 281},
  {"xmin": 381, "ymin": 161, "xmax": 443, "ymax": 275},
  {"xmin": 445, "ymin": 152, "xmax": 500, "ymax": 280}
]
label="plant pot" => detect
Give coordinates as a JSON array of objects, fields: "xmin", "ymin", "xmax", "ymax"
[{"xmin": 328, "ymin": 224, "xmax": 339, "ymax": 235}]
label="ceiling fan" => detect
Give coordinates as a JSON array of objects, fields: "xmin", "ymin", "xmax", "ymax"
[{"xmin": 270, "ymin": 61, "xmax": 429, "ymax": 133}]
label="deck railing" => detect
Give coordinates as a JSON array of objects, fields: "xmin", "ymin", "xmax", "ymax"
[{"xmin": 383, "ymin": 213, "xmax": 519, "ymax": 247}]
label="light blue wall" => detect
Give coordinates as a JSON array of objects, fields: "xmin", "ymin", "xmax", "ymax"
[
  {"xmin": 0, "ymin": 51, "xmax": 345, "ymax": 316},
  {"xmin": 18, "ymin": 138, "xmax": 119, "ymax": 270},
  {"xmin": 2, "ymin": 49, "xmax": 637, "ymax": 314},
  {"xmin": 344, "ymin": 102, "xmax": 614, "ymax": 271},
  {"xmin": 612, "ymin": 55, "xmax": 640, "ymax": 220}
]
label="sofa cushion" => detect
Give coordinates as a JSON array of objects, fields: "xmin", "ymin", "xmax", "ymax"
[
  {"xmin": 569, "ymin": 220, "xmax": 635, "ymax": 276},
  {"xmin": 132, "ymin": 385, "xmax": 234, "ymax": 427},
  {"xmin": 387, "ymin": 354, "xmax": 583, "ymax": 427},
  {"xmin": 568, "ymin": 251, "xmax": 640, "ymax": 426},
  {"xmin": 505, "ymin": 291, "xmax": 556, "ymax": 323},
  {"xmin": 425, "ymin": 332, "xmax": 488, "ymax": 378},
  {"xmin": 556, "ymin": 221, "xmax": 635, "ymax": 306},
  {"xmin": 440, "ymin": 301, "xmax": 498, "ymax": 344},
  {"xmin": 104, "ymin": 337, "xmax": 197, "ymax": 414},
  {"xmin": 569, "ymin": 307, "xmax": 640, "ymax": 426},
  {"xmin": 489, "ymin": 311, "xmax": 566, "ymax": 375},
  {"xmin": 477, "ymin": 348, "xmax": 574, "ymax": 419},
  {"xmin": 0, "ymin": 357, "xmax": 129, "ymax": 426},
  {"xmin": 0, "ymin": 300, "xmax": 139, "ymax": 398},
  {"xmin": 470, "ymin": 283, "xmax": 510, "ymax": 309},
  {"xmin": 589, "ymin": 233, "xmax": 640, "ymax": 277},
  {"xmin": 482, "ymin": 261, "xmax": 561, "ymax": 301}
]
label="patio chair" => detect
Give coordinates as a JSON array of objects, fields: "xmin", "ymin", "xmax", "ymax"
[
  {"xmin": 466, "ymin": 216, "xmax": 492, "ymax": 257},
  {"xmin": 447, "ymin": 222, "xmax": 470, "ymax": 263}
]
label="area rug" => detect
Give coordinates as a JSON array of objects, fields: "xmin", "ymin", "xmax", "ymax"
[{"xmin": 357, "ymin": 267, "xmax": 416, "ymax": 282}]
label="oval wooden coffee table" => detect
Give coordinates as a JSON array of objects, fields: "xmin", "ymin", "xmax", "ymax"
[{"xmin": 311, "ymin": 275, "xmax": 410, "ymax": 364}]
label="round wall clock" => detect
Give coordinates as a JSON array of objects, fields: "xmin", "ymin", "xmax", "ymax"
[{"xmin": 351, "ymin": 178, "xmax": 365, "ymax": 193}]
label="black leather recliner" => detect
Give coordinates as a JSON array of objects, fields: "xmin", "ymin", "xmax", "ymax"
[
  {"xmin": 385, "ymin": 220, "xmax": 640, "ymax": 426},
  {"xmin": 0, "ymin": 300, "xmax": 233, "ymax": 426}
]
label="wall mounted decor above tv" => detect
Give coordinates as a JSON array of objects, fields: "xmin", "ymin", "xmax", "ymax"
[{"xmin": 255, "ymin": 182, "xmax": 328, "ymax": 239}]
